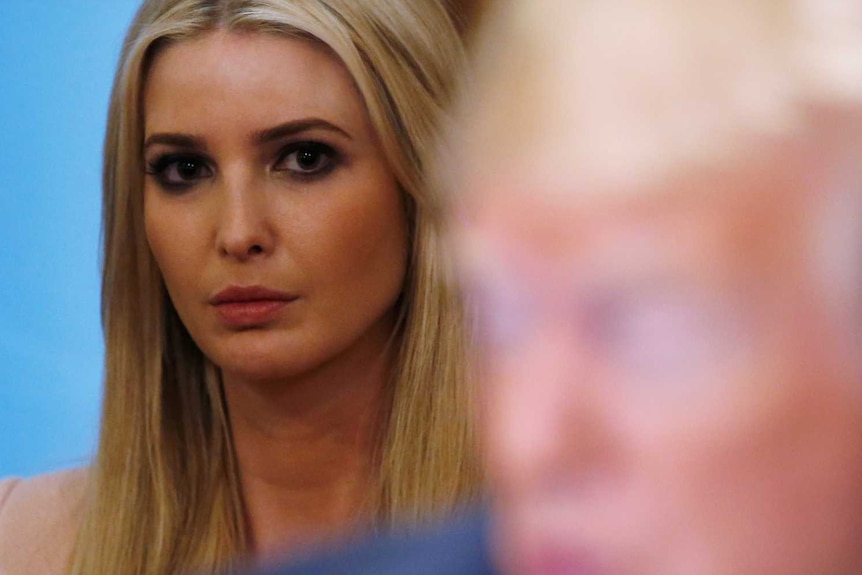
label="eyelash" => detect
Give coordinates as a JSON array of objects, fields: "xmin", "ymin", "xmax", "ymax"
[
  {"xmin": 274, "ymin": 141, "xmax": 340, "ymax": 180},
  {"xmin": 145, "ymin": 153, "xmax": 212, "ymax": 192},
  {"xmin": 144, "ymin": 141, "xmax": 341, "ymax": 192}
]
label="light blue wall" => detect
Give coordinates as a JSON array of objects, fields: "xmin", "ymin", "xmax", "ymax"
[{"xmin": 0, "ymin": 1, "xmax": 142, "ymax": 478}]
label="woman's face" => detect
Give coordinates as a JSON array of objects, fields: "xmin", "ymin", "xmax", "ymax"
[{"xmin": 142, "ymin": 31, "xmax": 408, "ymax": 383}]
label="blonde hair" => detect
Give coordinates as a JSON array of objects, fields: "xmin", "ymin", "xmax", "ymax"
[
  {"xmin": 456, "ymin": 0, "xmax": 862, "ymax": 201},
  {"xmin": 71, "ymin": 1, "xmax": 480, "ymax": 574}
]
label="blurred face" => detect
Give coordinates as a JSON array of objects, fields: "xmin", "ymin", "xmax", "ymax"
[
  {"xmin": 455, "ymin": 4, "xmax": 862, "ymax": 573},
  {"xmin": 458, "ymin": 152, "xmax": 862, "ymax": 575},
  {"xmin": 143, "ymin": 31, "xmax": 408, "ymax": 383}
]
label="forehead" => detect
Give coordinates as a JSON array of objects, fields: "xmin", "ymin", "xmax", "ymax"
[
  {"xmin": 143, "ymin": 30, "xmax": 367, "ymax": 133},
  {"xmin": 458, "ymin": 182, "xmax": 812, "ymax": 301}
]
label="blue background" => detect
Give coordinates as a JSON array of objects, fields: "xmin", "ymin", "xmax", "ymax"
[{"xmin": 0, "ymin": 1, "xmax": 142, "ymax": 478}]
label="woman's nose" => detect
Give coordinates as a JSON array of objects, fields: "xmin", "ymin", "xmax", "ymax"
[{"xmin": 214, "ymin": 174, "xmax": 275, "ymax": 261}]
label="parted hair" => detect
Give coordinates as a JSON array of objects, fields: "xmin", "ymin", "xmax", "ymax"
[{"xmin": 71, "ymin": 1, "xmax": 481, "ymax": 574}]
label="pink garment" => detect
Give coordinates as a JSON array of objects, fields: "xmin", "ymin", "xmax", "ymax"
[{"xmin": 0, "ymin": 469, "xmax": 86, "ymax": 575}]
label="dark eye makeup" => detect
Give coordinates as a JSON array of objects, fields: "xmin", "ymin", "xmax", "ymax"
[
  {"xmin": 145, "ymin": 153, "xmax": 213, "ymax": 192},
  {"xmin": 273, "ymin": 141, "xmax": 340, "ymax": 179},
  {"xmin": 144, "ymin": 140, "xmax": 341, "ymax": 192}
]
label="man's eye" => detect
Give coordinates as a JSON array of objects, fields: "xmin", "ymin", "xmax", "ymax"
[
  {"xmin": 590, "ymin": 291, "xmax": 745, "ymax": 385},
  {"xmin": 146, "ymin": 155, "xmax": 213, "ymax": 190},
  {"xmin": 275, "ymin": 142, "xmax": 337, "ymax": 177}
]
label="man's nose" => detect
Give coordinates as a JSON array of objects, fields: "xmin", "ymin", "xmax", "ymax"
[
  {"xmin": 214, "ymin": 173, "xmax": 275, "ymax": 261},
  {"xmin": 484, "ymin": 323, "xmax": 611, "ymax": 493}
]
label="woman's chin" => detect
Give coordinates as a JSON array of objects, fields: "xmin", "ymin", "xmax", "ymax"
[
  {"xmin": 217, "ymin": 357, "xmax": 323, "ymax": 386},
  {"xmin": 197, "ymin": 332, "xmax": 324, "ymax": 382}
]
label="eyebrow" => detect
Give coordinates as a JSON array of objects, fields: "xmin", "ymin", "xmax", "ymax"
[
  {"xmin": 253, "ymin": 118, "xmax": 352, "ymax": 144},
  {"xmin": 143, "ymin": 117, "xmax": 352, "ymax": 152},
  {"xmin": 143, "ymin": 133, "xmax": 207, "ymax": 151}
]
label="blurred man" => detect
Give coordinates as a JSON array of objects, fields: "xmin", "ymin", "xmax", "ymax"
[
  {"xmin": 454, "ymin": 2, "xmax": 862, "ymax": 574},
  {"xmin": 265, "ymin": 0, "xmax": 862, "ymax": 574}
]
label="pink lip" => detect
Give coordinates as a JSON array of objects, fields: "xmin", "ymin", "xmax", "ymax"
[{"xmin": 210, "ymin": 286, "xmax": 298, "ymax": 328}]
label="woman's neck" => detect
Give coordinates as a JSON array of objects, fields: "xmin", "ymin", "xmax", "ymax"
[{"xmin": 222, "ymin": 322, "xmax": 397, "ymax": 561}]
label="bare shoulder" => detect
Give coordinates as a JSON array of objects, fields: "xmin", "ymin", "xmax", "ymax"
[{"xmin": 0, "ymin": 468, "xmax": 90, "ymax": 575}]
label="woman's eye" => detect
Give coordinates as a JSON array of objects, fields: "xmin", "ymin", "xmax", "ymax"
[
  {"xmin": 146, "ymin": 154, "xmax": 213, "ymax": 190},
  {"xmin": 275, "ymin": 142, "xmax": 337, "ymax": 177}
]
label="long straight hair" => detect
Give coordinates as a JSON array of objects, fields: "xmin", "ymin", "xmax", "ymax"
[{"xmin": 71, "ymin": 2, "xmax": 481, "ymax": 573}]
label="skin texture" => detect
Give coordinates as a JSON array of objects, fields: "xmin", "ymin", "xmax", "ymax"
[
  {"xmin": 143, "ymin": 31, "xmax": 408, "ymax": 558},
  {"xmin": 455, "ymin": 2, "xmax": 862, "ymax": 573}
]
